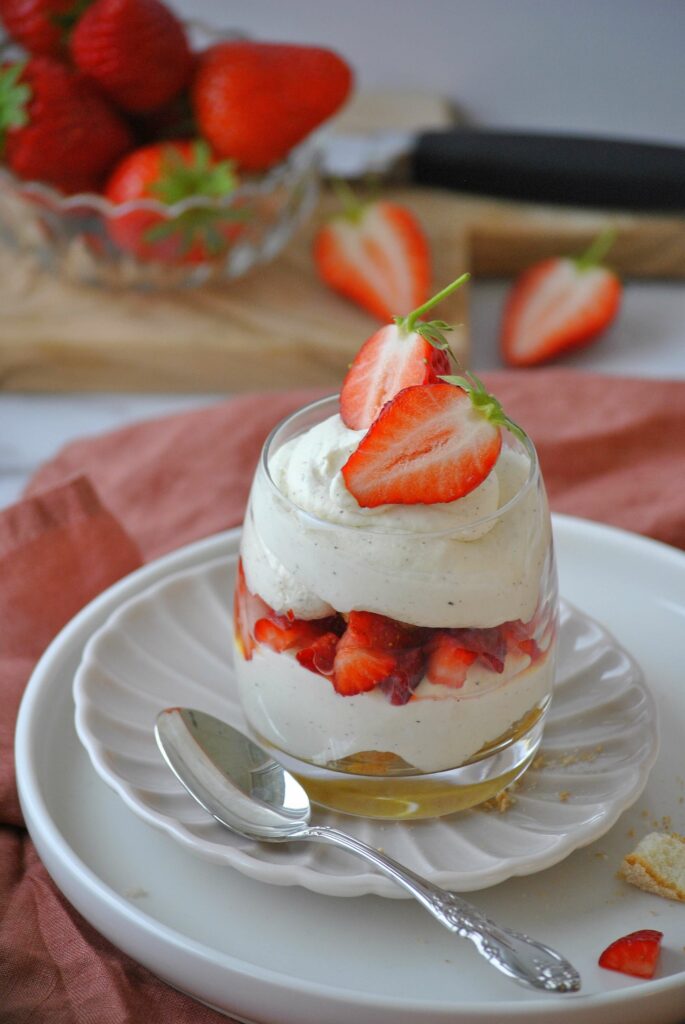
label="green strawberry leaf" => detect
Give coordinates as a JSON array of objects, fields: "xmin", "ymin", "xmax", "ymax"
[
  {"xmin": 0, "ymin": 63, "xmax": 31, "ymax": 155},
  {"xmin": 440, "ymin": 371, "xmax": 527, "ymax": 441},
  {"xmin": 151, "ymin": 140, "xmax": 238, "ymax": 205}
]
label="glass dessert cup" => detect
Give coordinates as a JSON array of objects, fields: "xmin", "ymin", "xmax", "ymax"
[{"xmin": 233, "ymin": 396, "xmax": 559, "ymax": 820}]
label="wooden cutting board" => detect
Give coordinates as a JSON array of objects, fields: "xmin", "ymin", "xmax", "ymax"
[{"xmin": 1, "ymin": 187, "xmax": 683, "ymax": 392}]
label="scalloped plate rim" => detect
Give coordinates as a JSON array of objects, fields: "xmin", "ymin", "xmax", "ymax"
[{"xmin": 72, "ymin": 528, "xmax": 659, "ymax": 898}]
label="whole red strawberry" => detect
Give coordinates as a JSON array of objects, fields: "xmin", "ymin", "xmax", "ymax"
[
  {"xmin": 193, "ymin": 41, "xmax": 353, "ymax": 171},
  {"xmin": 104, "ymin": 139, "xmax": 244, "ymax": 264},
  {"xmin": 70, "ymin": 0, "xmax": 191, "ymax": 114},
  {"xmin": 0, "ymin": 57, "xmax": 133, "ymax": 193},
  {"xmin": 0, "ymin": 0, "xmax": 93, "ymax": 56}
]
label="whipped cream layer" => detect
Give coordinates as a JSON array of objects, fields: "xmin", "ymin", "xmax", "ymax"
[
  {"xmin": 236, "ymin": 645, "xmax": 554, "ymax": 773},
  {"xmin": 242, "ymin": 412, "xmax": 551, "ymax": 629}
]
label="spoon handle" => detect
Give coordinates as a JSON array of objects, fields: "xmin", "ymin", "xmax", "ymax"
[{"xmin": 301, "ymin": 824, "xmax": 580, "ymax": 994}]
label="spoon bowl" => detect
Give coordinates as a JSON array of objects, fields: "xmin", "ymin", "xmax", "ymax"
[{"xmin": 155, "ymin": 706, "xmax": 581, "ymax": 995}]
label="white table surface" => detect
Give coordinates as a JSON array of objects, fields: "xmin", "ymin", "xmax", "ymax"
[{"xmin": 2, "ymin": 280, "xmax": 684, "ymax": 512}]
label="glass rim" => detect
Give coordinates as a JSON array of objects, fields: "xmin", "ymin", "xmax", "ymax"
[{"xmin": 259, "ymin": 394, "xmax": 541, "ymax": 538}]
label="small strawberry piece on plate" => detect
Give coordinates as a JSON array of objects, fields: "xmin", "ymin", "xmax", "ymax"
[
  {"xmin": 342, "ymin": 382, "xmax": 503, "ymax": 508},
  {"xmin": 501, "ymin": 231, "xmax": 622, "ymax": 367},
  {"xmin": 193, "ymin": 41, "xmax": 352, "ymax": 171},
  {"xmin": 426, "ymin": 633, "xmax": 477, "ymax": 688},
  {"xmin": 598, "ymin": 929, "xmax": 663, "ymax": 979},
  {"xmin": 71, "ymin": 0, "xmax": 192, "ymax": 114},
  {"xmin": 314, "ymin": 189, "xmax": 430, "ymax": 324}
]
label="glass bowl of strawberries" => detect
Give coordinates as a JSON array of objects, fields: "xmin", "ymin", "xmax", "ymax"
[
  {"xmin": 0, "ymin": 2, "xmax": 353, "ymax": 287},
  {"xmin": 233, "ymin": 279, "xmax": 559, "ymax": 820}
]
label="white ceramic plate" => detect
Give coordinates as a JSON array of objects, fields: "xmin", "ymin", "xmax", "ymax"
[
  {"xmin": 72, "ymin": 536, "xmax": 657, "ymax": 898},
  {"xmin": 15, "ymin": 518, "xmax": 685, "ymax": 1023}
]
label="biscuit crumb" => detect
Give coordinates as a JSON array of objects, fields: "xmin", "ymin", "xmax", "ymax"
[
  {"xmin": 558, "ymin": 790, "xmax": 571, "ymax": 803},
  {"xmin": 481, "ymin": 786, "xmax": 517, "ymax": 813},
  {"xmin": 619, "ymin": 832, "xmax": 685, "ymax": 903}
]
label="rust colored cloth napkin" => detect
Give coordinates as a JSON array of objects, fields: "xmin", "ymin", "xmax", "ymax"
[{"xmin": 2, "ymin": 370, "xmax": 685, "ymax": 1022}]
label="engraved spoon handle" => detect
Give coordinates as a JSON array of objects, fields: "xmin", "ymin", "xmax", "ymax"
[{"xmin": 297, "ymin": 824, "xmax": 580, "ymax": 993}]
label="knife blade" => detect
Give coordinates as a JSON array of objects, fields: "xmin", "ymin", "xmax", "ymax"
[{"xmin": 323, "ymin": 128, "xmax": 685, "ymax": 212}]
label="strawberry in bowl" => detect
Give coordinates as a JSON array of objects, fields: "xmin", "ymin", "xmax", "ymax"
[
  {"xmin": 0, "ymin": 3, "xmax": 353, "ymax": 285},
  {"xmin": 232, "ymin": 277, "xmax": 559, "ymax": 819},
  {"xmin": 104, "ymin": 140, "xmax": 245, "ymax": 265}
]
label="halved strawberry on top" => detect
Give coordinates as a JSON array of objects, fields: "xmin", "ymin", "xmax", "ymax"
[
  {"xmin": 342, "ymin": 382, "xmax": 503, "ymax": 508},
  {"xmin": 340, "ymin": 322, "xmax": 450, "ymax": 430},
  {"xmin": 339, "ymin": 272, "xmax": 469, "ymax": 430}
]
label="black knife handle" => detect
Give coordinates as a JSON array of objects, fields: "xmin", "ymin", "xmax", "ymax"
[{"xmin": 411, "ymin": 130, "xmax": 685, "ymax": 211}]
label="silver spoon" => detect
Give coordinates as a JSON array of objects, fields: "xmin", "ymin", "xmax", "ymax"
[{"xmin": 155, "ymin": 707, "xmax": 581, "ymax": 994}]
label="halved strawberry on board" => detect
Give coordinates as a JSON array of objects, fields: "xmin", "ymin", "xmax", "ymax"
[
  {"xmin": 314, "ymin": 186, "xmax": 431, "ymax": 324},
  {"xmin": 501, "ymin": 230, "xmax": 622, "ymax": 367}
]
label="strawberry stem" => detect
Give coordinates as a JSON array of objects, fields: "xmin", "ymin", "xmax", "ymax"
[
  {"xmin": 330, "ymin": 178, "xmax": 366, "ymax": 223},
  {"xmin": 440, "ymin": 371, "xmax": 527, "ymax": 442},
  {"xmin": 575, "ymin": 227, "xmax": 616, "ymax": 272},
  {"xmin": 400, "ymin": 273, "xmax": 470, "ymax": 334}
]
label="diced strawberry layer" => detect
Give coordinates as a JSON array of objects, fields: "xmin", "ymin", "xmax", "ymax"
[
  {"xmin": 235, "ymin": 559, "xmax": 550, "ymax": 703},
  {"xmin": 379, "ymin": 648, "xmax": 427, "ymax": 705},
  {"xmin": 426, "ymin": 634, "xmax": 477, "ymax": 688},
  {"xmin": 233, "ymin": 559, "xmax": 271, "ymax": 660},
  {"xmin": 449, "ymin": 627, "xmax": 507, "ymax": 674},
  {"xmin": 296, "ymin": 632, "xmax": 340, "ymax": 676},
  {"xmin": 598, "ymin": 929, "xmax": 663, "ymax": 979}
]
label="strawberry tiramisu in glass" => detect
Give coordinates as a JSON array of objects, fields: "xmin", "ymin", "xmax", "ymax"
[{"xmin": 233, "ymin": 277, "xmax": 558, "ymax": 818}]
